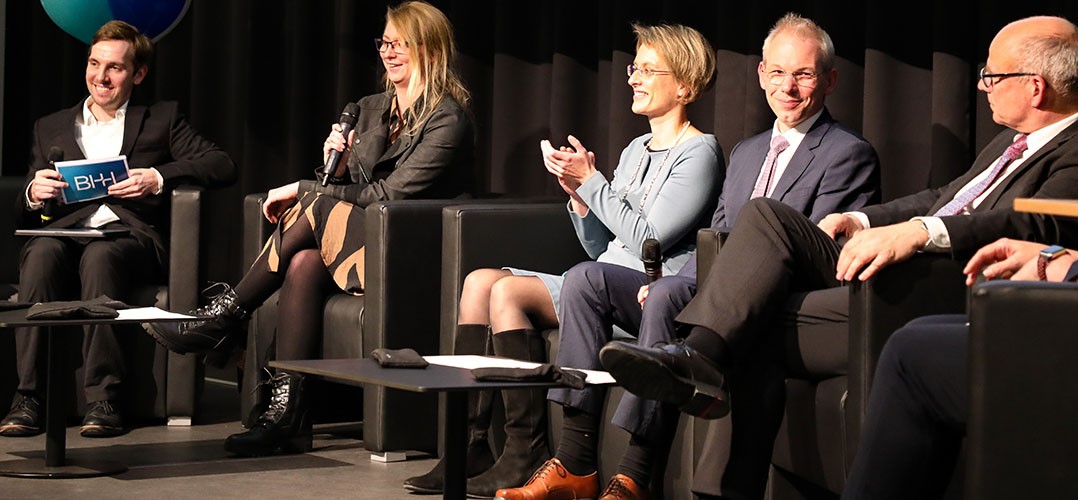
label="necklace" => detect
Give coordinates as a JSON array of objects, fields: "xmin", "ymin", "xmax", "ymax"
[{"xmin": 619, "ymin": 121, "xmax": 692, "ymax": 213}]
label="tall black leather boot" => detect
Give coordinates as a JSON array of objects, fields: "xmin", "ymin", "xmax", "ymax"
[
  {"xmin": 224, "ymin": 371, "xmax": 311, "ymax": 457},
  {"xmin": 405, "ymin": 324, "xmax": 497, "ymax": 494},
  {"xmin": 144, "ymin": 283, "xmax": 251, "ymax": 365},
  {"xmin": 467, "ymin": 329, "xmax": 551, "ymax": 498}
]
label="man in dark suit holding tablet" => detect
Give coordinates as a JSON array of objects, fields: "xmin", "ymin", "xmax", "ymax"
[{"xmin": 1, "ymin": 20, "xmax": 235, "ymax": 438}]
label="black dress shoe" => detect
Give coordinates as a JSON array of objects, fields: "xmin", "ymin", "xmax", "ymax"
[
  {"xmin": 600, "ymin": 340, "xmax": 730, "ymax": 419},
  {"xmin": 81, "ymin": 400, "xmax": 125, "ymax": 437},
  {"xmin": 0, "ymin": 393, "xmax": 43, "ymax": 437}
]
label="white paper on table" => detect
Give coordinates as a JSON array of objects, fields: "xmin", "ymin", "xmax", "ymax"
[
  {"xmin": 425, "ymin": 355, "xmax": 616, "ymax": 385},
  {"xmin": 116, "ymin": 307, "xmax": 197, "ymax": 321}
]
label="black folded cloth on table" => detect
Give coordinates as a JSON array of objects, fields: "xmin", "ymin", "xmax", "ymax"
[
  {"xmin": 472, "ymin": 363, "xmax": 587, "ymax": 390},
  {"xmin": 0, "ymin": 301, "xmax": 34, "ymax": 312},
  {"xmin": 371, "ymin": 347, "xmax": 430, "ymax": 368},
  {"xmin": 26, "ymin": 295, "xmax": 131, "ymax": 320}
]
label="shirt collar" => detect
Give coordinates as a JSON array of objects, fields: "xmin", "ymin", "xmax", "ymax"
[
  {"xmin": 771, "ymin": 108, "xmax": 824, "ymax": 142},
  {"xmin": 1023, "ymin": 111, "xmax": 1078, "ymax": 153},
  {"xmin": 79, "ymin": 98, "xmax": 129, "ymax": 126}
]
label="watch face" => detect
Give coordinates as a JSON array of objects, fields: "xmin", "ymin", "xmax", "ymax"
[{"xmin": 1041, "ymin": 244, "xmax": 1067, "ymax": 259}]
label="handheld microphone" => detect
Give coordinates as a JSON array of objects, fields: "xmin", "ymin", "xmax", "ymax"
[
  {"xmin": 321, "ymin": 102, "xmax": 361, "ymax": 186},
  {"xmin": 41, "ymin": 147, "xmax": 64, "ymax": 223},
  {"xmin": 642, "ymin": 238, "xmax": 662, "ymax": 283}
]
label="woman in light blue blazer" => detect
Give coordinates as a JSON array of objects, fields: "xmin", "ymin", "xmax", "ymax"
[{"xmin": 406, "ymin": 23, "xmax": 725, "ymax": 499}]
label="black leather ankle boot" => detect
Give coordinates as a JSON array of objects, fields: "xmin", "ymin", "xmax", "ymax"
[
  {"xmin": 466, "ymin": 329, "xmax": 552, "ymax": 498},
  {"xmin": 144, "ymin": 283, "xmax": 251, "ymax": 364},
  {"xmin": 224, "ymin": 372, "xmax": 311, "ymax": 457},
  {"xmin": 404, "ymin": 324, "xmax": 496, "ymax": 493}
]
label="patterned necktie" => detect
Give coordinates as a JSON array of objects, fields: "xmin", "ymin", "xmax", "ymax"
[
  {"xmin": 932, "ymin": 134, "xmax": 1028, "ymax": 216},
  {"xmin": 751, "ymin": 135, "xmax": 790, "ymax": 199}
]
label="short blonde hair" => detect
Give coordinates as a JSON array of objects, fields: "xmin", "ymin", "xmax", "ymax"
[{"xmin": 632, "ymin": 23, "xmax": 716, "ymax": 104}]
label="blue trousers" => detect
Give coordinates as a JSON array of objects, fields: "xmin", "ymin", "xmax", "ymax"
[{"xmin": 548, "ymin": 260, "xmax": 695, "ymax": 441}]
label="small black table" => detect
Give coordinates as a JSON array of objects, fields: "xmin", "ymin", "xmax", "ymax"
[
  {"xmin": 270, "ymin": 357, "xmax": 609, "ymax": 500},
  {"xmin": 0, "ymin": 306, "xmax": 188, "ymax": 478}
]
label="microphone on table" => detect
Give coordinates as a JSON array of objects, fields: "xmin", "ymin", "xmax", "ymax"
[
  {"xmin": 321, "ymin": 102, "xmax": 361, "ymax": 186},
  {"xmin": 41, "ymin": 147, "xmax": 64, "ymax": 223},
  {"xmin": 642, "ymin": 238, "xmax": 662, "ymax": 283}
]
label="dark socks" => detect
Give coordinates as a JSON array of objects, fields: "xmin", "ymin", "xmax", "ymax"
[
  {"xmin": 554, "ymin": 406, "xmax": 600, "ymax": 476},
  {"xmin": 617, "ymin": 436, "xmax": 654, "ymax": 489},
  {"xmin": 684, "ymin": 325, "xmax": 730, "ymax": 369}
]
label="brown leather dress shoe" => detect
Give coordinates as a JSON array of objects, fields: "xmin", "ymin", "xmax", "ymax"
[
  {"xmin": 599, "ymin": 474, "xmax": 650, "ymax": 500},
  {"xmin": 494, "ymin": 458, "xmax": 599, "ymax": 500}
]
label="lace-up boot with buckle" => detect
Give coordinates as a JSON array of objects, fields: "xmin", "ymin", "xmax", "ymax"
[
  {"xmin": 224, "ymin": 371, "xmax": 311, "ymax": 457},
  {"xmin": 143, "ymin": 282, "xmax": 251, "ymax": 367}
]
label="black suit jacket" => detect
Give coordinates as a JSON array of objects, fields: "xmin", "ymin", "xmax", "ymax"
[
  {"xmin": 297, "ymin": 92, "xmax": 475, "ymax": 206},
  {"xmin": 20, "ymin": 99, "xmax": 237, "ymax": 266},
  {"xmin": 861, "ymin": 120, "xmax": 1078, "ymax": 255}
]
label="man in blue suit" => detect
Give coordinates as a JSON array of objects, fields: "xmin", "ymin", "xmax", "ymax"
[{"xmin": 516, "ymin": 14, "xmax": 880, "ymax": 499}]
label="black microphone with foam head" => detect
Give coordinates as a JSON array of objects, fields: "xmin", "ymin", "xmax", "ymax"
[
  {"xmin": 642, "ymin": 238, "xmax": 662, "ymax": 283},
  {"xmin": 321, "ymin": 102, "xmax": 361, "ymax": 186},
  {"xmin": 41, "ymin": 147, "xmax": 64, "ymax": 223}
]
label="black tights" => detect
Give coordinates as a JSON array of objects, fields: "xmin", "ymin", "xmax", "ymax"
[{"xmin": 233, "ymin": 219, "xmax": 336, "ymax": 360}]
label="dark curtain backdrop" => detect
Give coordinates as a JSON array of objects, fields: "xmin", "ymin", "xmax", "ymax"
[{"xmin": 4, "ymin": 0, "xmax": 1078, "ymax": 284}]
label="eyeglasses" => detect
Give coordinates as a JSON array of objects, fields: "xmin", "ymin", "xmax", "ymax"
[
  {"xmin": 627, "ymin": 64, "xmax": 672, "ymax": 78},
  {"xmin": 765, "ymin": 69, "xmax": 819, "ymax": 88},
  {"xmin": 978, "ymin": 66, "xmax": 1035, "ymax": 88},
  {"xmin": 375, "ymin": 38, "xmax": 408, "ymax": 54}
]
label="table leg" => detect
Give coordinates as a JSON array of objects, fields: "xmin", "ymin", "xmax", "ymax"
[
  {"xmin": 443, "ymin": 391, "xmax": 468, "ymax": 500},
  {"xmin": 45, "ymin": 326, "xmax": 66, "ymax": 467}
]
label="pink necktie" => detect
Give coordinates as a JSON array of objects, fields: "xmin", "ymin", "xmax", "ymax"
[
  {"xmin": 751, "ymin": 135, "xmax": 790, "ymax": 199},
  {"xmin": 933, "ymin": 134, "xmax": 1028, "ymax": 216}
]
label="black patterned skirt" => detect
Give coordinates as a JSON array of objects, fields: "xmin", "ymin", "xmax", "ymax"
[{"xmin": 259, "ymin": 191, "xmax": 366, "ymax": 295}]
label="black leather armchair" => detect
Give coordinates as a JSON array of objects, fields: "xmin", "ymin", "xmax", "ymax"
[
  {"xmin": 241, "ymin": 195, "xmax": 480, "ymax": 453},
  {"xmin": 439, "ymin": 201, "xmax": 709, "ymax": 499},
  {"xmin": 768, "ymin": 253, "xmax": 968, "ymax": 499},
  {"xmin": 966, "ymin": 279, "xmax": 1078, "ymax": 500},
  {"xmin": 0, "ymin": 176, "xmax": 204, "ymax": 425}
]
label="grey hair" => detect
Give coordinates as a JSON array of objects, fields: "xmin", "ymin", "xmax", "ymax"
[
  {"xmin": 761, "ymin": 12, "xmax": 835, "ymax": 70},
  {"xmin": 1013, "ymin": 24, "xmax": 1078, "ymax": 103}
]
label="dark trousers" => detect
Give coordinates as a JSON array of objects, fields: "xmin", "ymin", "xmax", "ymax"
[
  {"xmin": 14, "ymin": 235, "xmax": 158, "ymax": 403},
  {"xmin": 551, "ymin": 260, "xmax": 695, "ymax": 441},
  {"xmin": 677, "ymin": 198, "xmax": 848, "ymax": 498},
  {"xmin": 841, "ymin": 314, "xmax": 968, "ymax": 500}
]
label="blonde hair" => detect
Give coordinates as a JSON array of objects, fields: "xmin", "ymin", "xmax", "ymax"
[
  {"xmin": 632, "ymin": 23, "xmax": 715, "ymax": 104},
  {"xmin": 762, "ymin": 13, "xmax": 835, "ymax": 71},
  {"xmin": 384, "ymin": 1, "xmax": 470, "ymax": 135}
]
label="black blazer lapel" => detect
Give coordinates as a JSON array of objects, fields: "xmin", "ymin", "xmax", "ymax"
[
  {"xmin": 978, "ymin": 122, "xmax": 1078, "ymax": 210},
  {"xmin": 120, "ymin": 105, "xmax": 146, "ymax": 156}
]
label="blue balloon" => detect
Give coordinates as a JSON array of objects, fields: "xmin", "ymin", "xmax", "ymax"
[{"xmin": 40, "ymin": 0, "xmax": 190, "ymax": 44}]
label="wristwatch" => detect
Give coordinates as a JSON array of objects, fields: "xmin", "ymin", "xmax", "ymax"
[{"xmin": 1038, "ymin": 244, "xmax": 1066, "ymax": 281}]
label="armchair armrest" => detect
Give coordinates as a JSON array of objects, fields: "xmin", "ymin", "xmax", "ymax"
[
  {"xmin": 695, "ymin": 228, "xmax": 728, "ymax": 283},
  {"xmin": 168, "ymin": 186, "xmax": 203, "ymax": 312},
  {"xmin": 166, "ymin": 185, "xmax": 204, "ymax": 420},
  {"xmin": 966, "ymin": 280, "xmax": 1078, "ymax": 499},
  {"xmin": 439, "ymin": 202, "xmax": 591, "ymax": 354},
  {"xmin": 243, "ymin": 193, "xmax": 273, "ymax": 270},
  {"xmin": 845, "ymin": 253, "xmax": 968, "ymax": 459}
]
